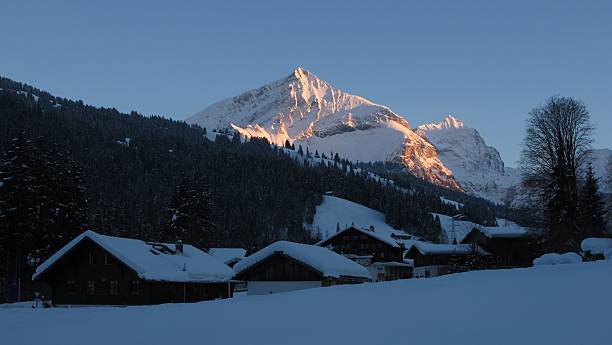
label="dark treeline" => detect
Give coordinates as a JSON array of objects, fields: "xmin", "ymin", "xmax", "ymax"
[{"xmin": 0, "ymin": 76, "xmax": 514, "ymax": 301}]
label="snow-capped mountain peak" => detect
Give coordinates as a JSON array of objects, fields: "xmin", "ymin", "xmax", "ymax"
[
  {"xmin": 417, "ymin": 116, "xmax": 520, "ymax": 204},
  {"xmin": 419, "ymin": 114, "xmax": 465, "ymax": 130},
  {"xmin": 187, "ymin": 69, "xmax": 460, "ymax": 190}
]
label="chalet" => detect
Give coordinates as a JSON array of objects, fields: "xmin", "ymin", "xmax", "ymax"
[
  {"xmin": 32, "ymin": 230, "xmax": 235, "ymax": 306},
  {"xmin": 405, "ymin": 242, "xmax": 487, "ymax": 278},
  {"xmin": 581, "ymin": 238, "xmax": 612, "ymax": 261},
  {"xmin": 316, "ymin": 226, "xmax": 416, "ymax": 281},
  {"xmin": 233, "ymin": 241, "xmax": 371, "ymax": 295},
  {"xmin": 461, "ymin": 225, "xmax": 531, "ymax": 267},
  {"xmin": 208, "ymin": 248, "xmax": 247, "ymax": 268}
]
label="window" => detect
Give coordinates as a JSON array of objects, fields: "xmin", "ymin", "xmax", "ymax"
[
  {"xmin": 129, "ymin": 280, "xmax": 140, "ymax": 295},
  {"xmin": 109, "ymin": 280, "xmax": 119, "ymax": 295},
  {"xmin": 104, "ymin": 253, "xmax": 110, "ymax": 265},
  {"xmin": 88, "ymin": 252, "xmax": 96, "ymax": 265},
  {"xmin": 86, "ymin": 280, "xmax": 95, "ymax": 295},
  {"xmin": 67, "ymin": 280, "xmax": 76, "ymax": 294}
]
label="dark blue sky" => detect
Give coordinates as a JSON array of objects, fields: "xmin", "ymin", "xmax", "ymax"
[{"xmin": 1, "ymin": 0, "xmax": 610, "ymax": 165}]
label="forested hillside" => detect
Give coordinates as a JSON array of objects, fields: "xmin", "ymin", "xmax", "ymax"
[{"xmin": 0, "ymin": 76, "xmax": 520, "ymax": 300}]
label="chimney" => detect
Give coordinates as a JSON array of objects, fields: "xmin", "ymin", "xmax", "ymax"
[
  {"xmin": 369, "ymin": 225, "xmax": 375, "ymax": 232},
  {"xmin": 175, "ymin": 240, "xmax": 184, "ymax": 255}
]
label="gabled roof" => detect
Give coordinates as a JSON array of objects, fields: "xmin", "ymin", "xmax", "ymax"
[
  {"xmin": 233, "ymin": 241, "xmax": 371, "ymax": 280},
  {"xmin": 208, "ymin": 248, "xmax": 247, "ymax": 265},
  {"xmin": 316, "ymin": 226, "xmax": 419, "ymax": 249},
  {"xmin": 407, "ymin": 242, "xmax": 488, "ymax": 256},
  {"xmin": 478, "ymin": 226, "xmax": 529, "ymax": 239},
  {"xmin": 33, "ymin": 230, "xmax": 234, "ymax": 283}
]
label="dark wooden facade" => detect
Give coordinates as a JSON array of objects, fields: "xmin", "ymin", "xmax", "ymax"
[
  {"xmin": 404, "ymin": 246, "xmax": 466, "ymax": 267},
  {"xmin": 317, "ymin": 227, "xmax": 404, "ymax": 263},
  {"xmin": 235, "ymin": 252, "xmax": 367, "ymax": 285},
  {"xmin": 34, "ymin": 238, "xmax": 232, "ymax": 305},
  {"xmin": 461, "ymin": 229, "xmax": 531, "ymax": 267}
]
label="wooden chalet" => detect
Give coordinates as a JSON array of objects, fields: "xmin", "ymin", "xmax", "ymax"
[
  {"xmin": 461, "ymin": 225, "xmax": 531, "ymax": 267},
  {"xmin": 233, "ymin": 241, "xmax": 371, "ymax": 295},
  {"xmin": 32, "ymin": 231, "xmax": 235, "ymax": 306},
  {"xmin": 316, "ymin": 226, "xmax": 415, "ymax": 281}
]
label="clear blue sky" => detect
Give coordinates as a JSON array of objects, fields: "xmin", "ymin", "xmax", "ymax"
[{"xmin": 1, "ymin": 0, "xmax": 610, "ymax": 166}]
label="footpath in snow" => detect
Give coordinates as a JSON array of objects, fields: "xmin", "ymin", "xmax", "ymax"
[{"xmin": 1, "ymin": 260, "xmax": 611, "ymax": 345}]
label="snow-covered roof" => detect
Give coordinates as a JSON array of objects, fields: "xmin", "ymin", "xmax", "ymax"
[
  {"xmin": 478, "ymin": 226, "xmax": 529, "ymax": 239},
  {"xmin": 33, "ymin": 230, "xmax": 234, "ymax": 283},
  {"xmin": 407, "ymin": 242, "xmax": 487, "ymax": 256},
  {"xmin": 316, "ymin": 226, "xmax": 398, "ymax": 248},
  {"xmin": 208, "ymin": 248, "xmax": 247, "ymax": 265},
  {"xmin": 371, "ymin": 261, "xmax": 414, "ymax": 268},
  {"xmin": 234, "ymin": 241, "xmax": 371, "ymax": 280},
  {"xmin": 581, "ymin": 238, "xmax": 612, "ymax": 255},
  {"xmin": 316, "ymin": 225, "xmax": 420, "ymax": 249}
]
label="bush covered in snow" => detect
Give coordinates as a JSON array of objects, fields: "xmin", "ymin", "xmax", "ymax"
[{"xmin": 533, "ymin": 252, "xmax": 582, "ymax": 266}]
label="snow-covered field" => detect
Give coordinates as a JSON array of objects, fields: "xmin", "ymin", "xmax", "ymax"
[
  {"xmin": 2, "ymin": 261, "xmax": 611, "ymax": 345},
  {"xmin": 308, "ymin": 195, "xmax": 402, "ymax": 239}
]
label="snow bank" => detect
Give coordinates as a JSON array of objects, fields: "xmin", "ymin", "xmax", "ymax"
[
  {"xmin": 33, "ymin": 231, "xmax": 234, "ymax": 283},
  {"xmin": 234, "ymin": 241, "xmax": 370, "ymax": 279},
  {"xmin": 581, "ymin": 237, "xmax": 612, "ymax": 255},
  {"xmin": 533, "ymin": 252, "xmax": 582, "ymax": 266},
  {"xmin": 4, "ymin": 261, "xmax": 611, "ymax": 345}
]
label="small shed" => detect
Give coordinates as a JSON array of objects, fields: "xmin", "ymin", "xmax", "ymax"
[
  {"xmin": 234, "ymin": 241, "xmax": 371, "ymax": 295},
  {"xmin": 32, "ymin": 230, "xmax": 235, "ymax": 305}
]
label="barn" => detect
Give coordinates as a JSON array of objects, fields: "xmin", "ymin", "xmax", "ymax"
[
  {"xmin": 32, "ymin": 230, "xmax": 235, "ymax": 306},
  {"xmin": 233, "ymin": 241, "xmax": 371, "ymax": 295}
]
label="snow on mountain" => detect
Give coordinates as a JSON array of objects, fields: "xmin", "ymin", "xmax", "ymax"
[
  {"xmin": 307, "ymin": 195, "xmax": 407, "ymax": 241},
  {"xmin": 417, "ymin": 115, "xmax": 521, "ymax": 204},
  {"xmin": 187, "ymin": 68, "xmax": 461, "ymax": 190}
]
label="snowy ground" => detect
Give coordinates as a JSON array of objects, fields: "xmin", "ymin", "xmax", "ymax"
[{"xmin": 2, "ymin": 261, "xmax": 611, "ymax": 345}]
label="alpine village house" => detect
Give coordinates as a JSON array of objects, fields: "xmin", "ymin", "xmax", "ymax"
[
  {"xmin": 317, "ymin": 226, "xmax": 415, "ymax": 281},
  {"xmin": 233, "ymin": 241, "xmax": 371, "ymax": 295},
  {"xmin": 32, "ymin": 231, "xmax": 235, "ymax": 306}
]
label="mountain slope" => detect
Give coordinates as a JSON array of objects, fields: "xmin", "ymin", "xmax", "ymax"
[
  {"xmin": 417, "ymin": 115, "xmax": 520, "ymax": 204},
  {"xmin": 187, "ymin": 68, "xmax": 461, "ymax": 190}
]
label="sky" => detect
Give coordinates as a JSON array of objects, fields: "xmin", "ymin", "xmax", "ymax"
[{"xmin": 1, "ymin": 0, "xmax": 610, "ymax": 166}]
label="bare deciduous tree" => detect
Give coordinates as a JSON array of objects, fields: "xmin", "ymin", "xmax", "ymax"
[{"xmin": 520, "ymin": 96, "xmax": 593, "ymax": 250}]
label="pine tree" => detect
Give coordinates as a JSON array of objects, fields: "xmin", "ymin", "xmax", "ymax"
[
  {"xmin": 298, "ymin": 145, "xmax": 304, "ymax": 156},
  {"xmin": 578, "ymin": 165, "xmax": 607, "ymax": 237},
  {"xmin": 166, "ymin": 173, "xmax": 217, "ymax": 250},
  {"xmin": 0, "ymin": 134, "xmax": 87, "ymax": 301}
]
